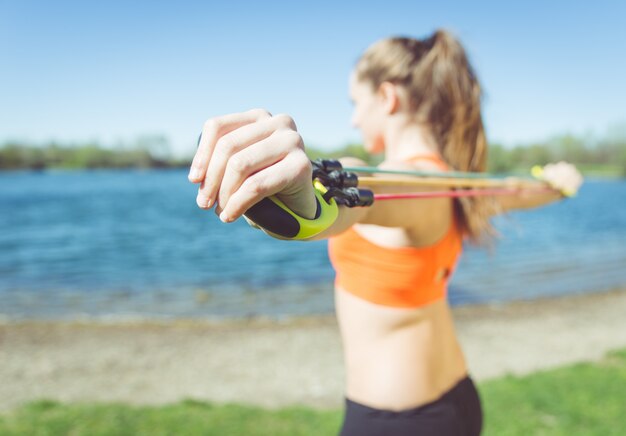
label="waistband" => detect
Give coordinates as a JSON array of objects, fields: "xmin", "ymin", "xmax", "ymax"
[{"xmin": 345, "ymin": 376, "xmax": 476, "ymax": 418}]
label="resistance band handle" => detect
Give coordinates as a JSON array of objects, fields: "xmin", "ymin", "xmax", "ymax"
[
  {"xmin": 243, "ymin": 181, "xmax": 339, "ymax": 240},
  {"xmin": 531, "ymin": 165, "xmax": 576, "ymax": 197}
]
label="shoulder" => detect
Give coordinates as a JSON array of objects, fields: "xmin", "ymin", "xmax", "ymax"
[
  {"xmin": 357, "ymin": 156, "xmax": 454, "ymax": 247},
  {"xmin": 379, "ymin": 155, "xmax": 448, "ymax": 174},
  {"xmin": 338, "ymin": 156, "xmax": 368, "ymax": 168}
]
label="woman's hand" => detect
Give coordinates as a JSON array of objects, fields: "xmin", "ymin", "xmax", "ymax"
[
  {"xmin": 539, "ymin": 161, "xmax": 584, "ymax": 197},
  {"xmin": 496, "ymin": 161, "xmax": 584, "ymax": 213},
  {"xmin": 188, "ymin": 109, "xmax": 316, "ymax": 223}
]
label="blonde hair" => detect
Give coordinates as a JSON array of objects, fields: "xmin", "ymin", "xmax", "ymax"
[{"xmin": 355, "ymin": 29, "xmax": 496, "ymax": 242}]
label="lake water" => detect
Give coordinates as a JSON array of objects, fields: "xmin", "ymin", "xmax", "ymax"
[{"xmin": 1, "ymin": 169, "xmax": 625, "ymax": 320}]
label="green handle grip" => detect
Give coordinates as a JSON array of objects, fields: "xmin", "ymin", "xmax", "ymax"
[{"xmin": 244, "ymin": 181, "xmax": 339, "ymax": 239}]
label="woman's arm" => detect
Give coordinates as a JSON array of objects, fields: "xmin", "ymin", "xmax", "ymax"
[
  {"xmin": 496, "ymin": 189, "xmax": 563, "ymax": 212},
  {"xmin": 310, "ymin": 180, "xmax": 452, "ymax": 242},
  {"xmin": 277, "ymin": 157, "xmax": 453, "ymax": 242},
  {"xmin": 189, "ymin": 111, "xmax": 451, "ymax": 241},
  {"xmin": 496, "ymin": 162, "xmax": 583, "ymax": 213}
]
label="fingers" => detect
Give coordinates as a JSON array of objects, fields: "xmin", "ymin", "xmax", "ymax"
[
  {"xmin": 196, "ymin": 114, "xmax": 298, "ymax": 209},
  {"xmin": 217, "ymin": 150, "xmax": 313, "ymax": 223},
  {"xmin": 543, "ymin": 161, "xmax": 584, "ymax": 195},
  {"xmin": 191, "ymin": 110, "xmax": 308, "ymax": 219},
  {"xmin": 213, "ymin": 128, "xmax": 300, "ymax": 209},
  {"xmin": 189, "ymin": 108, "xmax": 272, "ymax": 183}
]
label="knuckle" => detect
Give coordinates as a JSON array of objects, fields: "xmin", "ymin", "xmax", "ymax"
[
  {"xmin": 279, "ymin": 129, "xmax": 304, "ymax": 149},
  {"xmin": 204, "ymin": 117, "xmax": 223, "ymax": 135},
  {"xmin": 227, "ymin": 155, "xmax": 249, "ymax": 174},
  {"xmin": 293, "ymin": 153, "xmax": 312, "ymax": 177},
  {"xmin": 274, "ymin": 113, "xmax": 297, "ymax": 130},
  {"xmin": 203, "ymin": 118, "xmax": 215, "ymax": 131},
  {"xmin": 215, "ymin": 136, "xmax": 236, "ymax": 155},
  {"xmin": 246, "ymin": 177, "xmax": 265, "ymax": 196}
]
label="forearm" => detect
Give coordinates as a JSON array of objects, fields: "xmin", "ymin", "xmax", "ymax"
[
  {"xmin": 311, "ymin": 158, "xmax": 452, "ymax": 239},
  {"xmin": 497, "ymin": 189, "xmax": 564, "ymax": 212}
]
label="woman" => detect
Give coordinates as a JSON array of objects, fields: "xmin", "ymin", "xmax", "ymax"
[{"xmin": 189, "ymin": 30, "xmax": 582, "ymax": 435}]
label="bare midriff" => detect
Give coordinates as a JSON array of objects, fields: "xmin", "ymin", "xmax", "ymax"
[{"xmin": 335, "ymin": 286, "xmax": 468, "ymax": 411}]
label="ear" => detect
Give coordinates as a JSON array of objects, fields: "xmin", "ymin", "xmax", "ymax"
[{"xmin": 378, "ymin": 82, "xmax": 400, "ymax": 114}]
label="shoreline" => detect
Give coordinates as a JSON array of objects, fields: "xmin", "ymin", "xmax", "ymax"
[{"xmin": 2, "ymin": 288, "xmax": 626, "ymax": 412}]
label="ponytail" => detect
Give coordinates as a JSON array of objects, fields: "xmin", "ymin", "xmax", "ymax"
[{"xmin": 355, "ymin": 29, "xmax": 496, "ymax": 242}]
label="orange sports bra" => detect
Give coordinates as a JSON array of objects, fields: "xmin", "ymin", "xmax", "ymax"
[{"xmin": 327, "ymin": 155, "xmax": 463, "ymax": 308}]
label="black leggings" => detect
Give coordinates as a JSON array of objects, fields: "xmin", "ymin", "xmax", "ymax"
[{"xmin": 339, "ymin": 376, "xmax": 482, "ymax": 436}]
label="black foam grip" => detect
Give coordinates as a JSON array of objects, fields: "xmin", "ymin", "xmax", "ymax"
[
  {"xmin": 244, "ymin": 197, "xmax": 323, "ymax": 239},
  {"xmin": 245, "ymin": 198, "xmax": 301, "ymax": 238}
]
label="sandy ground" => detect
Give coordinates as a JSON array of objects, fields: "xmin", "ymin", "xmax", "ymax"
[{"xmin": 1, "ymin": 289, "xmax": 626, "ymax": 412}]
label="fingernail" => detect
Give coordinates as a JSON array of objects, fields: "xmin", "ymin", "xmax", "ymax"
[
  {"xmin": 219, "ymin": 211, "xmax": 231, "ymax": 223},
  {"xmin": 197, "ymin": 195, "xmax": 209, "ymax": 209},
  {"xmin": 188, "ymin": 168, "xmax": 200, "ymax": 181}
]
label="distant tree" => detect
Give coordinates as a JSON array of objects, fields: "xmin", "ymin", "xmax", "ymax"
[
  {"xmin": 526, "ymin": 143, "xmax": 553, "ymax": 166},
  {"xmin": 487, "ymin": 143, "xmax": 514, "ymax": 173},
  {"xmin": 0, "ymin": 143, "xmax": 24, "ymax": 169},
  {"xmin": 134, "ymin": 134, "xmax": 171, "ymax": 166},
  {"xmin": 2, "ymin": 127, "xmax": 625, "ymax": 177},
  {"xmin": 549, "ymin": 134, "xmax": 588, "ymax": 164}
]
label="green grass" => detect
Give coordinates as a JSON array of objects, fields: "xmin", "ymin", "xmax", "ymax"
[
  {"xmin": 575, "ymin": 164, "xmax": 624, "ymax": 178},
  {"xmin": 480, "ymin": 348, "xmax": 626, "ymax": 436},
  {"xmin": 1, "ymin": 349, "xmax": 625, "ymax": 436},
  {"xmin": 0, "ymin": 400, "xmax": 343, "ymax": 436}
]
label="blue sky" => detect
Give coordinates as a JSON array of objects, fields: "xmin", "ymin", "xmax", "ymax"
[{"xmin": 1, "ymin": 1, "xmax": 625, "ymax": 156}]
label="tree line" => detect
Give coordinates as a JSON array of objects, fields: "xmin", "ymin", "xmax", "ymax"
[
  {"xmin": 0, "ymin": 136, "xmax": 188, "ymax": 170},
  {"xmin": 1, "ymin": 131, "xmax": 625, "ymax": 176},
  {"xmin": 487, "ymin": 133, "xmax": 626, "ymax": 176}
]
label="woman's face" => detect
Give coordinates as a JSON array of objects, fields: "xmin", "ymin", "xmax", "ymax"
[{"xmin": 349, "ymin": 73, "xmax": 386, "ymax": 154}]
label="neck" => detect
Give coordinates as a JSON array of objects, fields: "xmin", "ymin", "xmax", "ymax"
[{"xmin": 383, "ymin": 116, "xmax": 439, "ymax": 161}]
